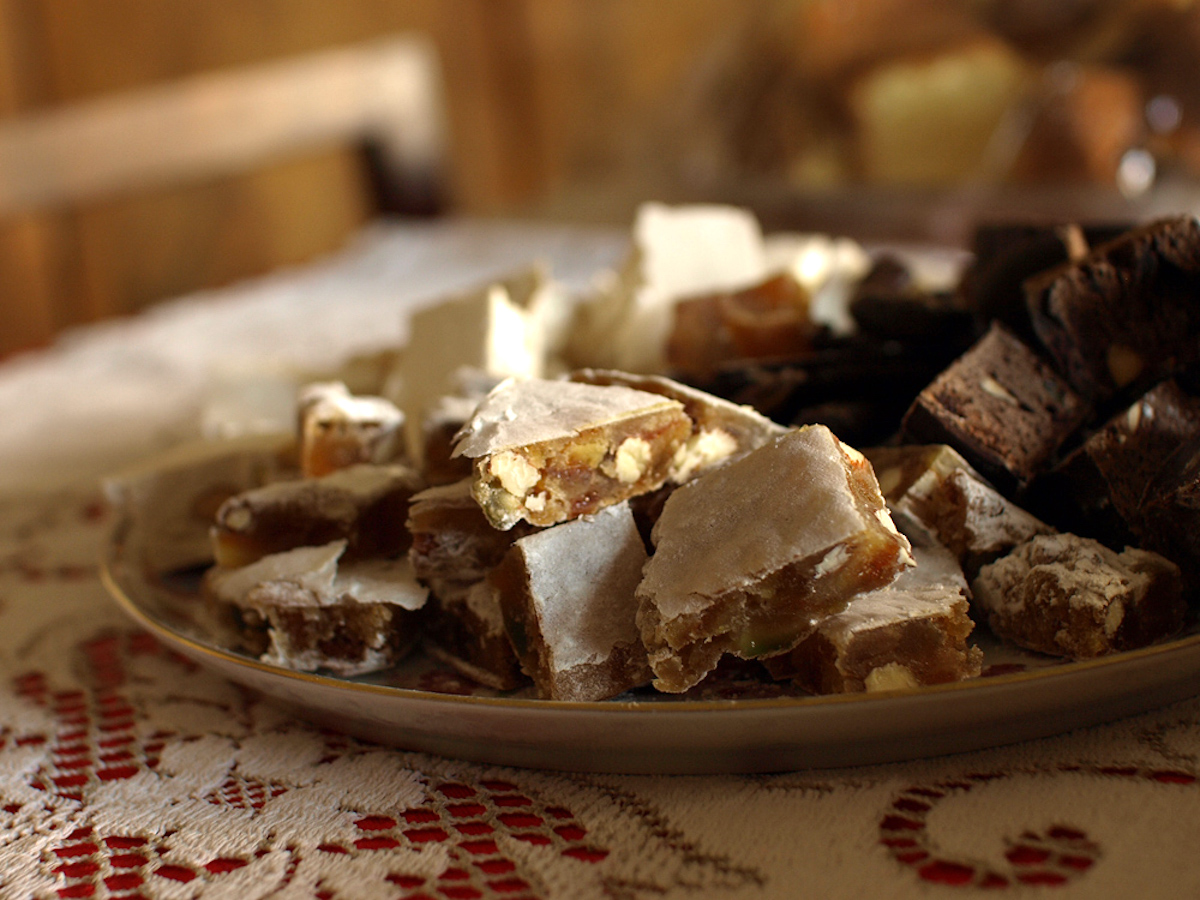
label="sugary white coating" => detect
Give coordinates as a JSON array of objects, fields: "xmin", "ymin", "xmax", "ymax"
[
  {"xmin": 207, "ymin": 540, "xmax": 428, "ymax": 612},
  {"xmin": 514, "ymin": 503, "xmax": 648, "ymax": 674},
  {"xmin": 569, "ymin": 369, "xmax": 788, "ymax": 481},
  {"xmin": 640, "ymin": 426, "xmax": 909, "ymax": 623},
  {"xmin": 452, "ymin": 377, "xmax": 683, "ymax": 459}
]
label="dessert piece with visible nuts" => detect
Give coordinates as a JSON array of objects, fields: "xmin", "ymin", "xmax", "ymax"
[
  {"xmin": 636, "ymin": 425, "xmax": 914, "ymax": 693},
  {"xmin": 297, "ymin": 381, "xmax": 405, "ymax": 478},
  {"xmin": 900, "ymin": 322, "xmax": 1089, "ymax": 494},
  {"xmin": 489, "ymin": 503, "xmax": 652, "ymax": 701},
  {"xmin": 764, "ymin": 517, "xmax": 981, "ymax": 694},
  {"xmin": 453, "ymin": 378, "xmax": 693, "ymax": 530},
  {"xmin": 204, "ymin": 539, "xmax": 427, "ymax": 676},
  {"xmin": 1025, "ymin": 215, "xmax": 1200, "ymax": 403},
  {"xmin": 569, "ymin": 369, "xmax": 787, "ymax": 483},
  {"xmin": 1034, "ymin": 380, "xmax": 1200, "ymax": 555},
  {"xmin": 407, "ymin": 480, "xmax": 531, "ymax": 689},
  {"xmin": 959, "ymin": 221, "xmax": 1130, "ymax": 345},
  {"xmin": 972, "ymin": 532, "xmax": 1185, "ymax": 659},
  {"xmin": 211, "ymin": 463, "xmax": 424, "ymax": 570},
  {"xmin": 866, "ymin": 443, "xmax": 1053, "ymax": 577}
]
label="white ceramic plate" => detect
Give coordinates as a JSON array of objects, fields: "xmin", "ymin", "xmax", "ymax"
[{"xmin": 101, "ymin": 510, "xmax": 1200, "ymax": 775}]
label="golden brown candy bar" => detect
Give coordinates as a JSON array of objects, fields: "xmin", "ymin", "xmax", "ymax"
[
  {"xmin": 454, "ymin": 378, "xmax": 692, "ymax": 530},
  {"xmin": 297, "ymin": 382, "xmax": 404, "ymax": 478},
  {"xmin": 489, "ymin": 503, "xmax": 652, "ymax": 701},
  {"xmin": 211, "ymin": 463, "xmax": 423, "ymax": 570},
  {"xmin": 637, "ymin": 425, "xmax": 913, "ymax": 693},
  {"xmin": 765, "ymin": 518, "xmax": 981, "ymax": 693},
  {"xmin": 569, "ymin": 368, "xmax": 787, "ymax": 483},
  {"xmin": 973, "ymin": 532, "xmax": 1185, "ymax": 659}
]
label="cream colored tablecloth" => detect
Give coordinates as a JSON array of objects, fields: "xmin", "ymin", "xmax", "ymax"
[{"xmin": 1, "ymin": 220, "xmax": 1198, "ymax": 899}]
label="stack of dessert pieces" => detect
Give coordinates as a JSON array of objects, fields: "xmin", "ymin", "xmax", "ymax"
[{"xmin": 184, "ymin": 204, "xmax": 1198, "ymax": 701}]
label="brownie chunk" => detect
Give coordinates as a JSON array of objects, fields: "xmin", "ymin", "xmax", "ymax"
[
  {"xmin": 1024, "ymin": 215, "xmax": 1200, "ymax": 403},
  {"xmin": 1035, "ymin": 380, "xmax": 1200, "ymax": 553},
  {"xmin": 900, "ymin": 323, "xmax": 1089, "ymax": 494},
  {"xmin": 959, "ymin": 221, "xmax": 1129, "ymax": 345}
]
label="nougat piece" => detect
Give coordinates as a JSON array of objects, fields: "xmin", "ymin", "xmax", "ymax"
[
  {"xmin": 866, "ymin": 443, "xmax": 1053, "ymax": 577},
  {"xmin": 566, "ymin": 203, "xmax": 767, "ymax": 373},
  {"xmin": 407, "ymin": 479, "xmax": 530, "ymax": 689},
  {"xmin": 637, "ymin": 425, "xmax": 914, "ymax": 693},
  {"xmin": 900, "ymin": 323, "xmax": 1089, "ymax": 494},
  {"xmin": 569, "ymin": 369, "xmax": 787, "ymax": 482},
  {"xmin": 1025, "ymin": 215, "xmax": 1200, "ymax": 402},
  {"xmin": 104, "ymin": 432, "xmax": 298, "ymax": 573},
  {"xmin": 489, "ymin": 503, "xmax": 652, "ymax": 701},
  {"xmin": 765, "ymin": 519, "xmax": 981, "ymax": 694},
  {"xmin": 297, "ymin": 382, "xmax": 404, "ymax": 478},
  {"xmin": 1037, "ymin": 380, "xmax": 1200, "ymax": 551},
  {"xmin": 454, "ymin": 378, "xmax": 692, "ymax": 530},
  {"xmin": 399, "ymin": 266, "xmax": 552, "ymax": 461},
  {"xmin": 973, "ymin": 533, "xmax": 1185, "ymax": 659},
  {"xmin": 211, "ymin": 463, "xmax": 423, "ymax": 569},
  {"xmin": 204, "ymin": 540, "xmax": 428, "ymax": 676}
]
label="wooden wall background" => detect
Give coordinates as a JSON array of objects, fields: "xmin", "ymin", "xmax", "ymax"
[{"xmin": 0, "ymin": 0, "xmax": 751, "ymax": 358}]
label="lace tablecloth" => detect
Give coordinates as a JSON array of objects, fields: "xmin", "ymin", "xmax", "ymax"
[{"xmin": 1, "ymin": 220, "xmax": 1198, "ymax": 899}]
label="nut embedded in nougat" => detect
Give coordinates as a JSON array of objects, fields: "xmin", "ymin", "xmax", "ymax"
[
  {"xmin": 636, "ymin": 425, "xmax": 914, "ymax": 693},
  {"xmin": 453, "ymin": 378, "xmax": 692, "ymax": 530}
]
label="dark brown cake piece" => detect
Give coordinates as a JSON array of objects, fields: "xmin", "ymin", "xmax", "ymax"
[
  {"xmin": 1036, "ymin": 379, "xmax": 1200, "ymax": 553},
  {"xmin": 958, "ymin": 221, "xmax": 1128, "ymax": 345},
  {"xmin": 900, "ymin": 322, "xmax": 1089, "ymax": 494},
  {"xmin": 1024, "ymin": 215, "xmax": 1200, "ymax": 403},
  {"xmin": 972, "ymin": 532, "xmax": 1185, "ymax": 659},
  {"xmin": 1136, "ymin": 431, "xmax": 1200, "ymax": 585}
]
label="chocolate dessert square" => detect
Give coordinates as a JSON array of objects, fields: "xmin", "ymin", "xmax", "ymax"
[
  {"xmin": 1037, "ymin": 379, "xmax": 1200, "ymax": 552},
  {"xmin": 900, "ymin": 322, "xmax": 1088, "ymax": 493},
  {"xmin": 1025, "ymin": 215, "xmax": 1200, "ymax": 402}
]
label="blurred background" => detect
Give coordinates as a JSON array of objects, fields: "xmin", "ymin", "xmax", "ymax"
[{"xmin": 2, "ymin": 0, "xmax": 1200, "ymax": 358}]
